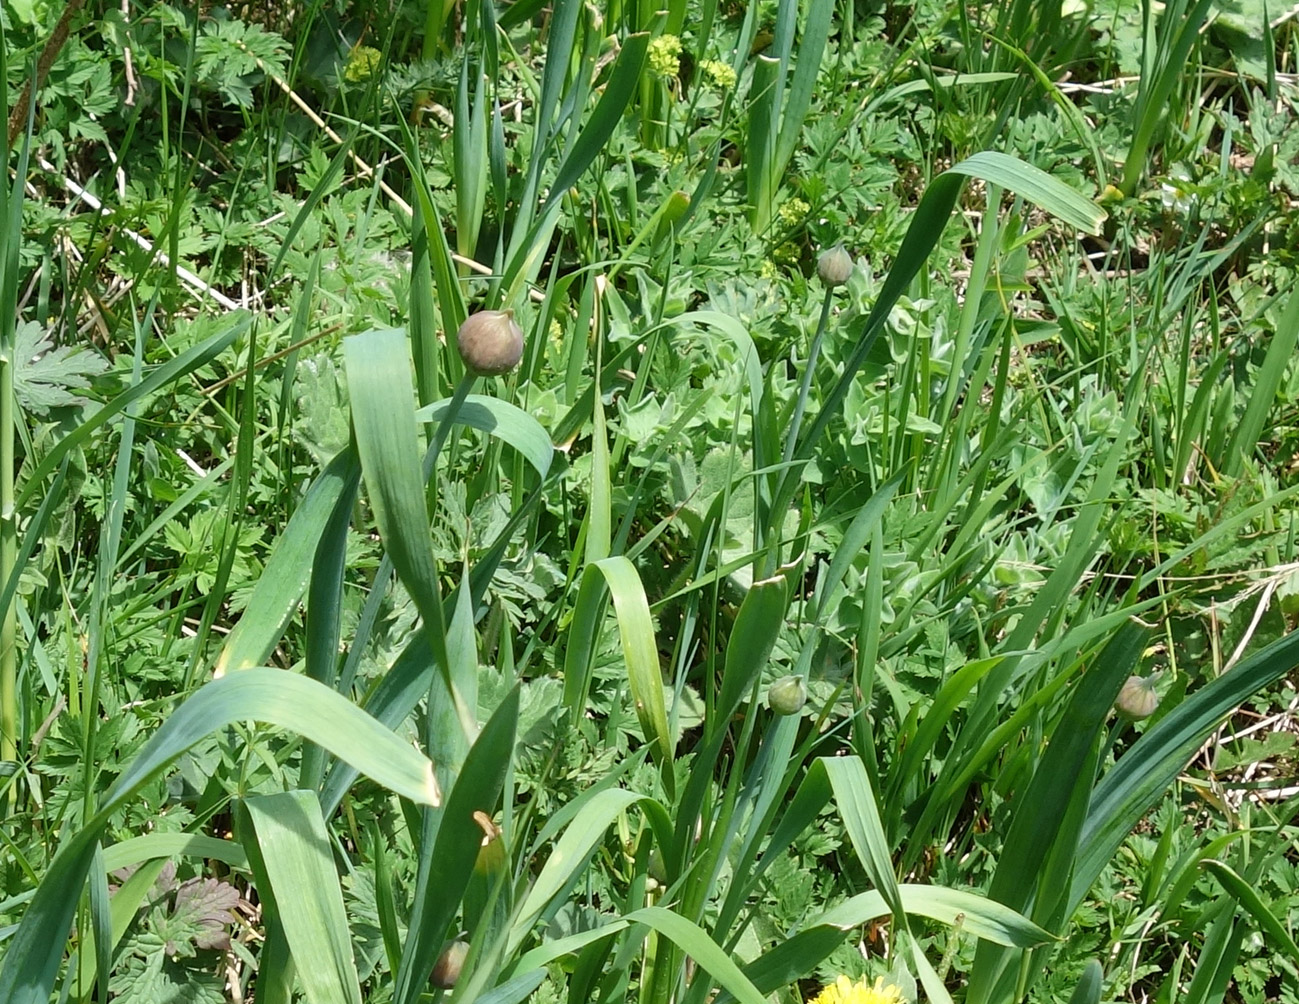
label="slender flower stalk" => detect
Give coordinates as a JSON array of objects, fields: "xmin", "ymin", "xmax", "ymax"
[{"xmin": 782, "ymin": 286, "xmax": 835, "ymax": 467}]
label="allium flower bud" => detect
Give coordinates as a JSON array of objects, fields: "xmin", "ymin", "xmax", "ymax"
[
  {"xmin": 456, "ymin": 309, "xmax": 525, "ymax": 376},
  {"xmin": 431, "ymin": 941, "xmax": 469, "ymax": 988},
  {"xmin": 1115, "ymin": 675, "xmax": 1160, "ymax": 720},
  {"xmin": 817, "ymin": 244, "xmax": 854, "ymax": 287},
  {"xmin": 768, "ymin": 675, "xmax": 808, "ymax": 716}
]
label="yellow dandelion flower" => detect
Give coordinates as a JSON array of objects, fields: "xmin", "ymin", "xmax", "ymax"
[{"xmin": 809, "ymin": 975, "xmax": 904, "ymax": 1004}]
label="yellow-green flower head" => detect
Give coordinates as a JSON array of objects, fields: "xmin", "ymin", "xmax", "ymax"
[
  {"xmin": 778, "ymin": 197, "xmax": 811, "ymax": 226},
  {"xmin": 809, "ymin": 976, "xmax": 904, "ymax": 1004},
  {"xmin": 344, "ymin": 44, "xmax": 382, "ymax": 82},
  {"xmin": 649, "ymin": 35, "xmax": 683, "ymax": 77},
  {"xmin": 700, "ymin": 58, "xmax": 737, "ymax": 88}
]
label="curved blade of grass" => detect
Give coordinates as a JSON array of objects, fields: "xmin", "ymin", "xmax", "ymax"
[
  {"xmin": 822, "ymin": 756, "xmax": 903, "ymax": 918},
  {"xmin": 623, "ymin": 906, "xmax": 766, "ymax": 1004},
  {"xmin": 417, "ymin": 394, "xmax": 554, "ymax": 477},
  {"xmin": 562, "ymin": 557, "xmax": 671, "ymax": 768},
  {"xmin": 511, "ymin": 919, "xmax": 633, "ymax": 973},
  {"xmin": 1202, "ymin": 859, "xmax": 1299, "ymax": 965},
  {"xmin": 1067, "ymin": 959, "xmax": 1104, "ymax": 1004},
  {"xmin": 885, "ymin": 655, "xmax": 1002, "ymax": 813},
  {"xmin": 1070, "ymin": 626, "xmax": 1299, "ymax": 913},
  {"xmin": 476, "ymin": 969, "xmax": 548, "ymax": 1004},
  {"xmin": 1222, "ymin": 285, "xmax": 1299, "ymax": 477},
  {"xmin": 771, "ymin": 0, "xmax": 833, "ymax": 189},
  {"xmin": 967, "ymin": 623, "xmax": 1145, "ymax": 999},
  {"xmin": 540, "ymin": 33, "xmax": 650, "ymax": 221},
  {"xmin": 509, "ymin": 788, "xmax": 645, "ymax": 953},
  {"xmin": 109, "ymin": 669, "xmax": 439, "ymax": 804},
  {"xmin": 675, "ymin": 312, "xmax": 764, "ymax": 422},
  {"xmin": 503, "ymin": 34, "xmax": 649, "ymax": 299},
  {"xmin": 101, "ymin": 833, "xmax": 248, "ymax": 872},
  {"xmin": 950, "ymin": 151, "xmax": 1104, "ymax": 234},
  {"xmin": 0, "ymin": 668, "xmax": 437, "ymax": 1004},
  {"xmin": 243, "ymin": 791, "xmax": 363, "ymax": 1004},
  {"xmin": 216, "ymin": 445, "xmax": 362, "ymax": 675}
]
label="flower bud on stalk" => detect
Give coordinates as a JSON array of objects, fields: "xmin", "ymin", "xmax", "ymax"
[
  {"xmin": 817, "ymin": 244, "xmax": 854, "ymax": 287},
  {"xmin": 456, "ymin": 309, "xmax": 524, "ymax": 376},
  {"xmin": 768, "ymin": 675, "xmax": 808, "ymax": 716},
  {"xmin": 1115, "ymin": 675, "xmax": 1160, "ymax": 720}
]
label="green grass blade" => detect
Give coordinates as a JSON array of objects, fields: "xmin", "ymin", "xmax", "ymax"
[
  {"xmin": 949, "ymin": 151, "xmax": 1105, "ymax": 235},
  {"xmin": 771, "ymin": 0, "xmax": 834, "ymax": 184},
  {"xmin": 216, "ymin": 445, "xmax": 361, "ymax": 674},
  {"xmin": 101, "ymin": 833, "xmax": 249, "ymax": 872},
  {"xmin": 243, "ymin": 791, "xmax": 364, "ymax": 1004},
  {"xmin": 393, "ymin": 686, "xmax": 520, "ymax": 1004},
  {"xmin": 510, "ymin": 789, "xmax": 645, "ymax": 953},
  {"xmin": 343, "ymin": 327, "xmax": 462, "ymax": 727},
  {"xmin": 1221, "ymin": 284, "xmax": 1299, "ymax": 477},
  {"xmin": 713, "ymin": 574, "xmax": 789, "ymax": 735},
  {"xmin": 622, "ymin": 906, "xmax": 767, "ymax": 1004},
  {"xmin": 821, "ymin": 757, "xmax": 904, "ymax": 918},
  {"xmin": 562, "ymin": 557, "xmax": 672, "ymax": 768},
  {"xmin": 1202, "ymin": 859, "xmax": 1299, "ymax": 965},
  {"xmin": 967, "ymin": 623, "xmax": 1146, "ymax": 998},
  {"xmin": 714, "ymin": 884, "xmax": 1052, "ymax": 1004},
  {"xmin": 416, "ymin": 394, "xmax": 554, "ymax": 478},
  {"xmin": 1067, "ymin": 959, "xmax": 1104, "ymax": 1004}
]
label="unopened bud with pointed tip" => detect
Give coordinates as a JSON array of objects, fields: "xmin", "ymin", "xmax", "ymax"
[
  {"xmin": 1116, "ymin": 675, "xmax": 1160, "ymax": 720},
  {"xmin": 768, "ymin": 675, "xmax": 807, "ymax": 715},
  {"xmin": 817, "ymin": 244, "xmax": 854, "ymax": 287}
]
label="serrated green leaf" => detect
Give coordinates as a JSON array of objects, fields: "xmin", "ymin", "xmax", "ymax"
[{"xmin": 12, "ymin": 321, "xmax": 108, "ymax": 416}]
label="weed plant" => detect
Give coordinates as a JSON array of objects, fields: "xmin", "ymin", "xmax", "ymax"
[{"xmin": 2, "ymin": 0, "xmax": 1299, "ymax": 1002}]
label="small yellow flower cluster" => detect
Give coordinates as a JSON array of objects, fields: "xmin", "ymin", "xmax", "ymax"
[
  {"xmin": 809, "ymin": 975, "xmax": 904, "ymax": 1004},
  {"xmin": 778, "ymin": 197, "xmax": 811, "ymax": 226},
  {"xmin": 649, "ymin": 35, "xmax": 683, "ymax": 77},
  {"xmin": 344, "ymin": 44, "xmax": 383, "ymax": 83},
  {"xmin": 699, "ymin": 58, "xmax": 737, "ymax": 88}
]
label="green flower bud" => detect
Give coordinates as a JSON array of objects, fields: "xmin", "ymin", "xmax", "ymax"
[
  {"xmin": 1116, "ymin": 675, "xmax": 1159, "ymax": 720},
  {"xmin": 457, "ymin": 309, "xmax": 525, "ymax": 376},
  {"xmin": 768, "ymin": 675, "xmax": 807, "ymax": 716},
  {"xmin": 817, "ymin": 244, "xmax": 854, "ymax": 287}
]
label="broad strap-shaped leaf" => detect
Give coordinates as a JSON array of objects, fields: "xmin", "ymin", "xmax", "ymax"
[{"xmin": 242, "ymin": 792, "xmax": 364, "ymax": 1004}]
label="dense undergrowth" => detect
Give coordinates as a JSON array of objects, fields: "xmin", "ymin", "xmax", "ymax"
[{"xmin": 2, "ymin": 0, "xmax": 1299, "ymax": 1001}]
